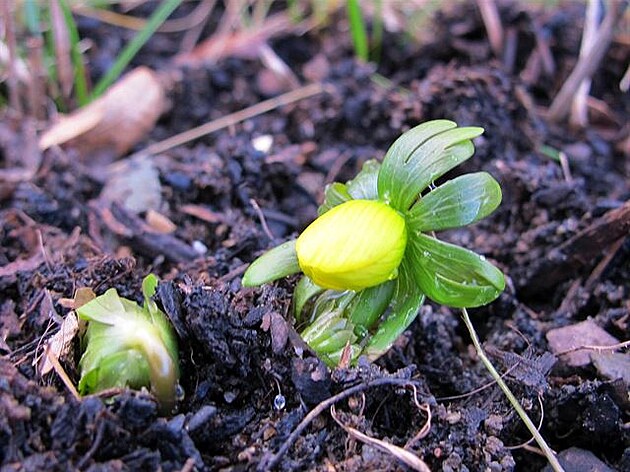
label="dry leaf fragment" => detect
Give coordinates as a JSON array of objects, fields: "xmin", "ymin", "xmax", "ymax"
[
  {"xmin": 39, "ymin": 67, "xmax": 167, "ymax": 159},
  {"xmin": 39, "ymin": 311, "xmax": 79, "ymax": 376},
  {"xmin": 145, "ymin": 209, "xmax": 177, "ymax": 234}
]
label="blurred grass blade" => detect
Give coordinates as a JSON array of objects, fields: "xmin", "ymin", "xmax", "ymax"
[
  {"xmin": 347, "ymin": 0, "xmax": 368, "ymax": 61},
  {"xmin": 59, "ymin": 0, "xmax": 88, "ymax": 105},
  {"xmin": 91, "ymin": 0, "xmax": 182, "ymax": 99},
  {"xmin": 364, "ymin": 261, "xmax": 424, "ymax": 360},
  {"xmin": 408, "ymin": 172, "xmax": 502, "ymax": 232},
  {"xmin": 406, "ymin": 232, "xmax": 505, "ymax": 308},
  {"xmin": 241, "ymin": 240, "xmax": 300, "ymax": 287},
  {"xmin": 372, "ymin": 0, "xmax": 383, "ymax": 62},
  {"xmin": 23, "ymin": 0, "xmax": 41, "ymax": 35}
]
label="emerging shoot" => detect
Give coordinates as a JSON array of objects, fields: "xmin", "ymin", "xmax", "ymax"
[
  {"xmin": 243, "ymin": 120, "xmax": 505, "ymax": 366},
  {"xmin": 77, "ymin": 274, "xmax": 179, "ymax": 413}
]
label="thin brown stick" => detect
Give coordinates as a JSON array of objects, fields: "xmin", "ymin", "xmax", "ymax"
[
  {"xmin": 257, "ymin": 377, "xmax": 424, "ymax": 471},
  {"xmin": 435, "ymin": 362, "xmax": 521, "ymax": 401},
  {"xmin": 73, "ymin": 0, "xmax": 215, "ymax": 33},
  {"xmin": 26, "ymin": 37, "xmax": 46, "ymax": 119},
  {"xmin": 179, "ymin": 0, "xmax": 217, "ymax": 52},
  {"xmin": 506, "ymin": 395, "xmax": 545, "ymax": 450},
  {"xmin": 49, "ymin": 0, "xmax": 73, "ymax": 100},
  {"xmin": 548, "ymin": 0, "xmax": 628, "ymax": 122},
  {"xmin": 476, "ymin": 0, "xmax": 504, "ymax": 58},
  {"xmin": 558, "ymin": 152, "xmax": 572, "ymax": 183},
  {"xmin": 250, "ymin": 199, "xmax": 275, "ymax": 241},
  {"xmin": 139, "ymin": 82, "xmax": 327, "ymax": 156},
  {"xmin": 404, "ymin": 385, "xmax": 432, "ymax": 449},
  {"xmin": 45, "ymin": 344, "xmax": 81, "ymax": 400},
  {"xmin": 331, "ymin": 405, "xmax": 432, "ymax": 472},
  {"xmin": 555, "ymin": 339, "xmax": 630, "ymax": 357}
]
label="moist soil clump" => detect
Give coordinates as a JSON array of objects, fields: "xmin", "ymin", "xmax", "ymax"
[{"xmin": 1, "ymin": 2, "xmax": 628, "ymax": 471}]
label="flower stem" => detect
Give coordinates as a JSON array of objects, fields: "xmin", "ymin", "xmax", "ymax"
[{"xmin": 460, "ymin": 308, "xmax": 565, "ymax": 472}]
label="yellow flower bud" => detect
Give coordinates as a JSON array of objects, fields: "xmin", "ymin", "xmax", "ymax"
[{"xmin": 296, "ymin": 200, "xmax": 407, "ymax": 291}]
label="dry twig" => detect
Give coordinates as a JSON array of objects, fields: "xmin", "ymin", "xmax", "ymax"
[
  {"xmin": 549, "ymin": 0, "xmax": 628, "ymax": 122},
  {"xmin": 257, "ymin": 377, "xmax": 425, "ymax": 471},
  {"xmin": 331, "ymin": 405, "xmax": 432, "ymax": 472},
  {"xmin": 476, "ymin": 0, "xmax": 504, "ymax": 58},
  {"xmin": 140, "ymin": 82, "xmax": 328, "ymax": 156}
]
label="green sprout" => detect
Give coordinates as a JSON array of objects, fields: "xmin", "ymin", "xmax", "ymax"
[
  {"xmin": 77, "ymin": 274, "xmax": 179, "ymax": 412},
  {"xmin": 243, "ymin": 120, "xmax": 505, "ymax": 366}
]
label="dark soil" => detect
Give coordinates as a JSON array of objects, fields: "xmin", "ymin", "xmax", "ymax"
[{"xmin": 1, "ymin": 2, "xmax": 629, "ymax": 471}]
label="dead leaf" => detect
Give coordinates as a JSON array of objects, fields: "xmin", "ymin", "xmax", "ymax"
[
  {"xmin": 546, "ymin": 320, "xmax": 620, "ymax": 367},
  {"xmin": 39, "ymin": 67, "xmax": 167, "ymax": 159},
  {"xmin": 38, "ymin": 311, "xmax": 79, "ymax": 376},
  {"xmin": 145, "ymin": 209, "xmax": 177, "ymax": 234}
]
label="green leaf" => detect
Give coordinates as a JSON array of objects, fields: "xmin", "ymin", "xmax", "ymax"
[
  {"xmin": 141, "ymin": 274, "xmax": 178, "ymax": 364},
  {"xmin": 317, "ymin": 160, "xmax": 380, "ymax": 216},
  {"xmin": 242, "ymin": 240, "xmax": 300, "ymax": 287},
  {"xmin": 79, "ymin": 350, "xmax": 149, "ymax": 394},
  {"xmin": 318, "ymin": 183, "xmax": 352, "ymax": 216},
  {"xmin": 310, "ymin": 329, "xmax": 357, "ymax": 354},
  {"xmin": 406, "ymin": 232, "xmax": 505, "ymax": 308},
  {"xmin": 300, "ymin": 308, "xmax": 348, "ymax": 347},
  {"xmin": 346, "ymin": 159, "xmax": 380, "ymax": 200},
  {"xmin": 378, "ymin": 121, "xmax": 484, "ymax": 211},
  {"xmin": 293, "ymin": 276, "xmax": 324, "ymax": 323},
  {"xmin": 407, "ymin": 172, "xmax": 502, "ymax": 232},
  {"xmin": 364, "ymin": 261, "xmax": 425, "ymax": 360},
  {"xmin": 347, "ymin": 280, "xmax": 395, "ymax": 335}
]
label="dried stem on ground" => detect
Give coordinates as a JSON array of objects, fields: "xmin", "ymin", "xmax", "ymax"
[
  {"xmin": 330, "ymin": 404, "xmax": 432, "ymax": 472},
  {"xmin": 460, "ymin": 309, "xmax": 565, "ymax": 472},
  {"xmin": 548, "ymin": 0, "xmax": 628, "ymax": 122},
  {"xmin": 570, "ymin": 0, "xmax": 602, "ymax": 127},
  {"xmin": 476, "ymin": 0, "xmax": 504, "ymax": 58},
  {"xmin": 140, "ymin": 82, "xmax": 328, "ymax": 155},
  {"xmin": 258, "ymin": 377, "xmax": 426, "ymax": 471}
]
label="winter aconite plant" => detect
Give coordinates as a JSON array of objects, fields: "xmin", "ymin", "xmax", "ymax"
[
  {"xmin": 243, "ymin": 120, "xmax": 505, "ymax": 366},
  {"xmin": 78, "ymin": 274, "xmax": 179, "ymax": 412}
]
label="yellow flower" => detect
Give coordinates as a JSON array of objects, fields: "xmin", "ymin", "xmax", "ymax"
[{"xmin": 296, "ymin": 200, "xmax": 407, "ymax": 291}]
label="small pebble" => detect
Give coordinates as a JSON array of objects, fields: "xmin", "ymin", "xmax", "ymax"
[{"xmin": 192, "ymin": 240, "xmax": 208, "ymax": 255}]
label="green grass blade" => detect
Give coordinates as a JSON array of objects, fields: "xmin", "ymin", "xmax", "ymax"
[
  {"xmin": 59, "ymin": 0, "xmax": 88, "ymax": 105},
  {"xmin": 90, "ymin": 0, "xmax": 182, "ymax": 99},
  {"xmin": 23, "ymin": 0, "xmax": 41, "ymax": 35},
  {"xmin": 347, "ymin": 0, "xmax": 368, "ymax": 61},
  {"xmin": 371, "ymin": 0, "xmax": 383, "ymax": 62}
]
